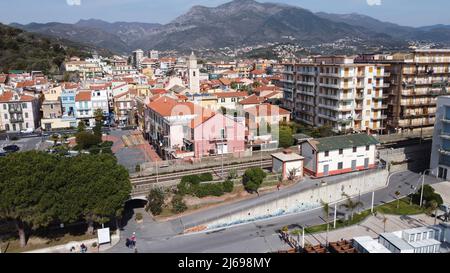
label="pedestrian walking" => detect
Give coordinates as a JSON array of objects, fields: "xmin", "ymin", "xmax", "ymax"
[
  {"xmin": 131, "ymin": 232, "xmax": 137, "ymax": 248},
  {"xmin": 125, "ymin": 238, "xmax": 131, "ymax": 248},
  {"xmin": 277, "ymin": 183, "xmax": 281, "ymax": 191}
]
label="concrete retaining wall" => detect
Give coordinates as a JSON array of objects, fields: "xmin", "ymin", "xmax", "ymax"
[{"xmin": 204, "ymin": 169, "xmax": 389, "ymax": 229}]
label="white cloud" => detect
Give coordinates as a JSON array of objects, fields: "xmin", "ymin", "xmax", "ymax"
[
  {"xmin": 66, "ymin": 0, "xmax": 81, "ymax": 6},
  {"xmin": 366, "ymin": 0, "xmax": 382, "ymax": 6}
]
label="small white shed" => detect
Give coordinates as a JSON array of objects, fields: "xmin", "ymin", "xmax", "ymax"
[{"xmin": 271, "ymin": 149, "xmax": 304, "ymax": 181}]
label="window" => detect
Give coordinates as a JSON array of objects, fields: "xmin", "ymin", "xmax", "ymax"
[
  {"xmin": 2, "ymin": 104, "xmax": 5, "ymax": 110},
  {"xmin": 193, "ymin": 71, "xmax": 196, "ymax": 77},
  {"xmin": 325, "ymin": 151, "xmax": 329, "ymax": 157},
  {"xmin": 367, "ymin": 89, "xmax": 372, "ymax": 95},
  {"xmin": 339, "ymin": 149, "xmax": 343, "ymax": 155},
  {"xmin": 26, "ymin": 122, "xmax": 29, "ymax": 128},
  {"xmin": 366, "ymin": 99, "xmax": 371, "ymax": 106},
  {"xmin": 353, "ymin": 147, "xmax": 357, "ymax": 153},
  {"xmin": 369, "ymin": 67, "xmax": 373, "ymax": 73},
  {"xmin": 366, "ymin": 145, "xmax": 370, "ymax": 151},
  {"xmin": 368, "ymin": 78, "xmax": 372, "ymax": 84},
  {"xmin": 4, "ymin": 114, "xmax": 7, "ymax": 120},
  {"xmin": 231, "ymin": 98, "xmax": 236, "ymax": 102},
  {"xmin": 22, "ymin": 103, "xmax": 27, "ymax": 109},
  {"xmin": 338, "ymin": 162, "xmax": 343, "ymax": 169},
  {"xmin": 50, "ymin": 104, "xmax": 54, "ymax": 109},
  {"xmin": 25, "ymin": 112, "xmax": 28, "ymax": 118},
  {"xmin": 221, "ymin": 98, "xmax": 225, "ymax": 103},
  {"xmin": 312, "ymin": 150, "xmax": 315, "ymax": 155}
]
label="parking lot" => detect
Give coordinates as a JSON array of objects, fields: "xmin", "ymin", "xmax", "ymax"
[{"xmin": 0, "ymin": 135, "xmax": 52, "ymax": 153}]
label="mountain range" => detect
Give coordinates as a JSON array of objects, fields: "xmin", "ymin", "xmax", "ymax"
[{"xmin": 9, "ymin": 0, "xmax": 450, "ymax": 54}]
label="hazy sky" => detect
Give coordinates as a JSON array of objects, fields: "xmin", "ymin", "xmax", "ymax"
[{"xmin": 1, "ymin": 0, "xmax": 449, "ymax": 27}]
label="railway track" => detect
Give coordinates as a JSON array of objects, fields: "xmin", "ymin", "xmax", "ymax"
[{"xmin": 130, "ymin": 159, "xmax": 273, "ymax": 196}]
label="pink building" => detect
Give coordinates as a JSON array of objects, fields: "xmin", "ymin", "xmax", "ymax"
[{"xmin": 192, "ymin": 112, "xmax": 246, "ymax": 158}]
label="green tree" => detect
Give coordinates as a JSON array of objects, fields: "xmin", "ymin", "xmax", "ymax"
[
  {"xmin": 171, "ymin": 194, "xmax": 187, "ymax": 214},
  {"xmin": 395, "ymin": 191, "xmax": 401, "ymax": 209},
  {"xmin": 0, "ymin": 152, "xmax": 59, "ymax": 247},
  {"xmin": 146, "ymin": 188, "xmax": 165, "ymax": 216},
  {"xmin": 75, "ymin": 131, "xmax": 101, "ymax": 150},
  {"xmin": 94, "ymin": 108, "xmax": 104, "ymax": 122},
  {"xmin": 242, "ymin": 167, "xmax": 267, "ymax": 195},
  {"xmin": 279, "ymin": 126, "xmax": 294, "ymax": 148},
  {"xmin": 77, "ymin": 121, "xmax": 86, "ymax": 133},
  {"xmin": 340, "ymin": 193, "xmax": 363, "ymax": 220}
]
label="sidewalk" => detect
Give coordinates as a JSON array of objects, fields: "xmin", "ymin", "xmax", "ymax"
[
  {"xmin": 303, "ymin": 213, "xmax": 435, "ymax": 246},
  {"xmin": 24, "ymin": 230, "xmax": 120, "ymax": 253}
]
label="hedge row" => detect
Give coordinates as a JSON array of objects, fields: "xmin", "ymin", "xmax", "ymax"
[{"xmin": 178, "ymin": 173, "xmax": 234, "ymax": 198}]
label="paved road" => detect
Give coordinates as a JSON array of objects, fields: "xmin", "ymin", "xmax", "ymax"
[{"xmin": 108, "ymin": 170, "xmax": 442, "ymax": 253}]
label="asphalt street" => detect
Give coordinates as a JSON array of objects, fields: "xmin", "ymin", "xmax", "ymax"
[{"xmin": 108, "ymin": 170, "xmax": 442, "ymax": 253}]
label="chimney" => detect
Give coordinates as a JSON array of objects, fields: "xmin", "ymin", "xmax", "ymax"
[{"xmin": 283, "ymin": 149, "xmax": 292, "ymax": 154}]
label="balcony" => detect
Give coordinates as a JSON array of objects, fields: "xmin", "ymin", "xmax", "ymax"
[
  {"xmin": 383, "ymin": 83, "xmax": 390, "ymax": 88},
  {"xmin": 440, "ymin": 130, "xmax": 450, "ymax": 140},
  {"xmin": 10, "ymin": 116, "xmax": 24, "ymax": 123},
  {"xmin": 297, "ymin": 81, "xmax": 315, "ymax": 86},
  {"xmin": 8, "ymin": 107, "xmax": 22, "ymax": 114},
  {"xmin": 317, "ymin": 113, "xmax": 339, "ymax": 121},
  {"xmin": 442, "ymin": 118, "xmax": 450, "ymax": 124},
  {"xmin": 439, "ymin": 148, "xmax": 450, "ymax": 156},
  {"xmin": 372, "ymin": 105, "xmax": 388, "ymax": 110},
  {"xmin": 371, "ymin": 115, "xmax": 387, "ymax": 120}
]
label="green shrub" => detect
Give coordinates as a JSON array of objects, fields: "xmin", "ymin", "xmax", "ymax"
[
  {"xmin": 242, "ymin": 167, "xmax": 267, "ymax": 194},
  {"xmin": 411, "ymin": 185, "xmax": 444, "ymax": 207},
  {"xmin": 146, "ymin": 188, "xmax": 165, "ymax": 215},
  {"xmin": 135, "ymin": 212, "xmax": 143, "ymax": 221},
  {"xmin": 198, "ymin": 173, "xmax": 213, "ymax": 182},
  {"xmin": 171, "ymin": 194, "xmax": 187, "ymax": 213},
  {"xmin": 223, "ymin": 180, "xmax": 234, "ymax": 193}
]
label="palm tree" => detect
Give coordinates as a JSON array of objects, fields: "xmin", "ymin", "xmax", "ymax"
[
  {"xmin": 321, "ymin": 200, "xmax": 330, "ymax": 247},
  {"xmin": 340, "ymin": 193, "xmax": 363, "ymax": 220},
  {"xmin": 395, "ymin": 191, "xmax": 401, "ymax": 209}
]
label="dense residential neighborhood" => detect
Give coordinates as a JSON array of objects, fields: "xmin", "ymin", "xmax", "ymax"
[{"xmin": 1, "ymin": 0, "xmax": 450, "ymax": 260}]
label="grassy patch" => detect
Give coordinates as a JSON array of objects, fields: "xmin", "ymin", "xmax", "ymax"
[
  {"xmin": 376, "ymin": 197, "xmax": 424, "ymax": 215},
  {"xmin": 304, "ymin": 210, "xmax": 371, "ymax": 234}
]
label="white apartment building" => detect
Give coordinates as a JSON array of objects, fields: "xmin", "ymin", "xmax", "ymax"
[
  {"xmin": 0, "ymin": 91, "xmax": 40, "ymax": 132},
  {"xmin": 75, "ymin": 91, "xmax": 94, "ymax": 127},
  {"xmin": 379, "ymin": 227, "xmax": 441, "ymax": 253},
  {"xmin": 300, "ymin": 134, "xmax": 379, "ymax": 178},
  {"xmin": 282, "ymin": 56, "xmax": 388, "ymax": 134},
  {"xmin": 430, "ymin": 95, "xmax": 450, "ymax": 179}
]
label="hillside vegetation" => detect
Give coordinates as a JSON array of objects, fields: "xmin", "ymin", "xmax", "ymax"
[{"xmin": 0, "ymin": 24, "xmax": 94, "ymax": 74}]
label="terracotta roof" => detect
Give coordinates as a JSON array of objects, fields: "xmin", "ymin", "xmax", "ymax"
[
  {"xmin": 16, "ymin": 80, "xmax": 35, "ymax": 88},
  {"xmin": 62, "ymin": 82, "xmax": 79, "ymax": 89},
  {"xmin": 254, "ymin": 85, "xmax": 280, "ymax": 93},
  {"xmin": 238, "ymin": 94, "xmax": 266, "ymax": 105},
  {"xmin": 176, "ymin": 94, "xmax": 188, "ymax": 101},
  {"xmin": 147, "ymin": 96, "xmax": 195, "ymax": 117},
  {"xmin": 150, "ymin": 89, "xmax": 168, "ymax": 95},
  {"xmin": 245, "ymin": 104, "xmax": 290, "ymax": 117},
  {"xmin": 190, "ymin": 110, "xmax": 216, "ymax": 129},
  {"xmin": 75, "ymin": 91, "xmax": 91, "ymax": 101},
  {"xmin": 251, "ymin": 69, "xmax": 266, "ymax": 75},
  {"xmin": 89, "ymin": 84, "xmax": 109, "ymax": 90},
  {"xmin": 215, "ymin": 91, "xmax": 248, "ymax": 98},
  {"xmin": 219, "ymin": 78, "xmax": 232, "ymax": 86},
  {"xmin": 0, "ymin": 92, "xmax": 35, "ymax": 102},
  {"xmin": 263, "ymin": 91, "xmax": 282, "ymax": 99}
]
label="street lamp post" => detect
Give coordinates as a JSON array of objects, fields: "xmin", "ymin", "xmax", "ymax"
[
  {"xmin": 333, "ymin": 203, "xmax": 337, "ymax": 229},
  {"xmin": 419, "ymin": 169, "xmax": 432, "ymax": 207},
  {"xmin": 371, "ymin": 191, "xmax": 375, "ymax": 213}
]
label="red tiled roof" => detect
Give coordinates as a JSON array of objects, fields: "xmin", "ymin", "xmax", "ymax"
[
  {"xmin": 190, "ymin": 108, "xmax": 216, "ymax": 129},
  {"xmin": 0, "ymin": 92, "xmax": 35, "ymax": 102},
  {"xmin": 251, "ymin": 69, "xmax": 266, "ymax": 75},
  {"xmin": 16, "ymin": 80, "xmax": 35, "ymax": 88},
  {"xmin": 263, "ymin": 91, "xmax": 282, "ymax": 99},
  {"xmin": 254, "ymin": 85, "xmax": 280, "ymax": 93},
  {"xmin": 219, "ymin": 78, "xmax": 232, "ymax": 86},
  {"xmin": 150, "ymin": 89, "xmax": 168, "ymax": 95},
  {"xmin": 245, "ymin": 104, "xmax": 290, "ymax": 117},
  {"xmin": 215, "ymin": 91, "xmax": 248, "ymax": 98},
  {"xmin": 238, "ymin": 94, "xmax": 266, "ymax": 105},
  {"xmin": 147, "ymin": 96, "xmax": 194, "ymax": 117},
  {"xmin": 75, "ymin": 91, "xmax": 91, "ymax": 101}
]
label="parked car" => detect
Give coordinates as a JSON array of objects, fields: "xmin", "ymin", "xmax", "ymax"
[
  {"xmin": 2, "ymin": 145, "xmax": 20, "ymax": 153},
  {"xmin": 20, "ymin": 128, "xmax": 34, "ymax": 134},
  {"xmin": 0, "ymin": 151, "xmax": 7, "ymax": 157}
]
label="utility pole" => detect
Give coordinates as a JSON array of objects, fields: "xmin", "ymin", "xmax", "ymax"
[
  {"xmin": 420, "ymin": 173, "xmax": 425, "ymax": 207},
  {"xmin": 333, "ymin": 203, "xmax": 337, "ymax": 229},
  {"xmin": 302, "ymin": 226, "xmax": 305, "ymax": 249},
  {"xmin": 371, "ymin": 191, "xmax": 375, "ymax": 213}
]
